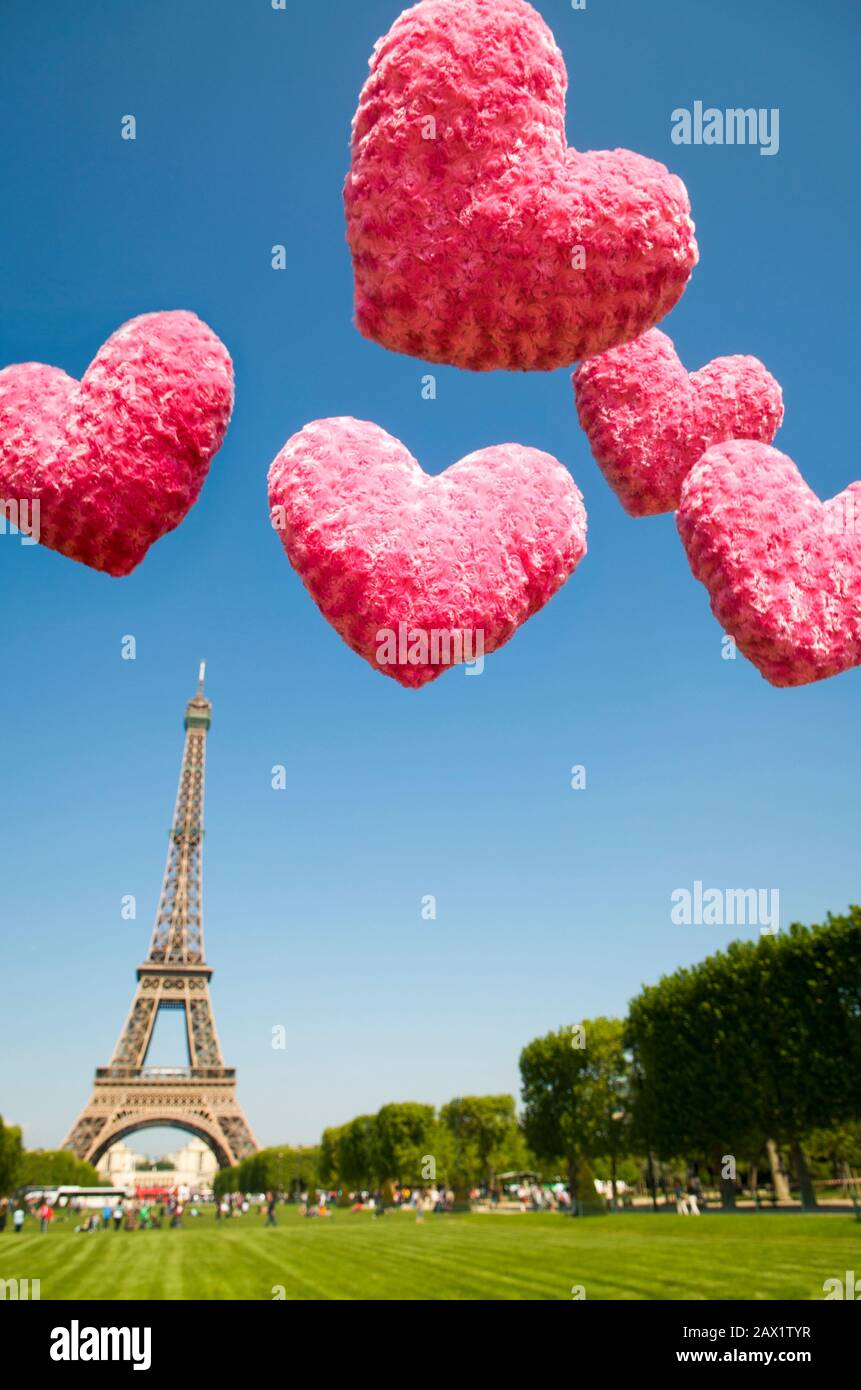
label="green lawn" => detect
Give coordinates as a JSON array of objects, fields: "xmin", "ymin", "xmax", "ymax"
[{"xmin": 3, "ymin": 1206, "xmax": 856, "ymax": 1301}]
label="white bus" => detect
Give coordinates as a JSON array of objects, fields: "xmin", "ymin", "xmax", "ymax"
[{"xmin": 20, "ymin": 1185, "xmax": 134, "ymax": 1209}]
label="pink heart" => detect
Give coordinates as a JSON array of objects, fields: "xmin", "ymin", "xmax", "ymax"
[
  {"xmin": 0, "ymin": 311, "xmax": 233, "ymax": 576},
  {"xmin": 268, "ymin": 418, "xmax": 587, "ymax": 688},
  {"xmin": 677, "ymin": 441, "xmax": 861, "ymax": 687},
  {"xmin": 573, "ymin": 328, "xmax": 784, "ymax": 516},
  {"xmin": 345, "ymin": 0, "xmax": 697, "ymax": 372}
]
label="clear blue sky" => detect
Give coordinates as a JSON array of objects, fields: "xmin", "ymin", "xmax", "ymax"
[{"xmin": 1, "ymin": 0, "xmax": 858, "ymax": 1156}]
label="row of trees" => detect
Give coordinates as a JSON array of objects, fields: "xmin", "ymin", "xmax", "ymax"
[
  {"xmin": 214, "ymin": 1098, "xmax": 531, "ymax": 1199},
  {"xmin": 214, "ymin": 1145, "xmax": 321, "ymax": 1198},
  {"xmin": 317, "ymin": 1096, "xmax": 529, "ymax": 1195},
  {"xmin": 0, "ymin": 1118, "xmax": 101, "ymax": 1195},
  {"xmin": 520, "ymin": 909, "xmax": 861, "ymax": 1209},
  {"xmin": 626, "ymin": 908, "xmax": 861, "ymax": 1208}
]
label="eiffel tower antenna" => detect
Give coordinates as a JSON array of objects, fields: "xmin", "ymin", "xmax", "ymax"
[
  {"xmin": 148, "ymin": 663, "xmax": 212, "ymax": 966},
  {"xmin": 63, "ymin": 668, "xmax": 258, "ymax": 1170}
]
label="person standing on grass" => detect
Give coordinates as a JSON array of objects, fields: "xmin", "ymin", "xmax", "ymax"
[
  {"xmin": 113, "ymin": 1200, "xmax": 124, "ymax": 1231},
  {"xmin": 0, "ymin": 1196, "xmax": 8, "ymax": 1233},
  {"xmin": 38, "ymin": 1200, "xmax": 52, "ymax": 1234},
  {"xmin": 102, "ymin": 1201, "xmax": 112, "ymax": 1230},
  {"xmin": 13, "ymin": 1204, "xmax": 25, "ymax": 1234},
  {"xmin": 265, "ymin": 1191, "xmax": 277, "ymax": 1227}
]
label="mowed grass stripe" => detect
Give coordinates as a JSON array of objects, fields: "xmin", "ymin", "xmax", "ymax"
[{"xmin": 4, "ymin": 1209, "xmax": 855, "ymax": 1301}]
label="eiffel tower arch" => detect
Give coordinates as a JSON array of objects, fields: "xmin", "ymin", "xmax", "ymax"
[{"xmin": 63, "ymin": 666, "xmax": 258, "ymax": 1171}]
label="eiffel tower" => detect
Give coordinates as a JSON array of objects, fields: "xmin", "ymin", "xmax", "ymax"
[{"xmin": 63, "ymin": 665, "xmax": 258, "ymax": 1170}]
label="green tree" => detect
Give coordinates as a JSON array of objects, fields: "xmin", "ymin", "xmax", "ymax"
[
  {"xmin": 213, "ymin": 1165, "xmax": 239, "ymax": 1198},
  {"xmin": 520, "ymin": 1018, "xmax": 626, "ymax": 1211},
  {"xmin": 16, "ymin": 1149, "xmax": 100, "ymax": 1189},
  {"xmin": 753, "ymin": 910, "xmax": 861, "ymax": 1208},
  {"xmin": 318, "ymin": 1126, "xmax": 344, "ymax": 1187},
  {"xmin": 230, "ymin": 1145, "xmax": 320, "ymax": 1197},
  {"xmin": 337, "ymin": 1115, "xmax": 380, "ymax": 1190},
  {"xmin": 626, "ymin": 908, "xmax": 861, "ymax": 1211},
  {"xmin": 574, "ymin": 1017, "xmax": 631, "ymax": 1204},
  {"xmin": 806, "ymin": 1120, "xmax": 861, "ymax": 1173},
  {"xmin": 439, "ymin": 1095, "xmax": 521, "ymax": 1188},
  {"xmin": 627, "ymin": 944, "xmax": 765, "ymax": 1208},
  {"xmin": 0, "ymin": 1117, "xmax": 23, "ymax": 1195},
  {"xmin": 374, "ymin": 1103, "xmax": 436, "ymax": 1185}
]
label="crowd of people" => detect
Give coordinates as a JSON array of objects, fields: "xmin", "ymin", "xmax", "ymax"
[
  {"xmin": 1, "ymin": 1175, "xmax": 710, "ymax": 1232},
  {"xmin": 0, "ymin": 1192, "xmax": 200, "ymax": 1233},
  {"xmin": 71, "ymin": 1194, "xmax": 194, "ymax": 1232}
]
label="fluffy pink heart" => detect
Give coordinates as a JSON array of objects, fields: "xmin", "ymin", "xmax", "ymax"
[
  {"xmin": 345, "ymin": 0, "xmax": 697, "ymax": 372},
  {"xmin": 677, "ymin": 441, "xmax": 861, "ymax": 687},
  {"xmin": 0, "ymin": 311, "xmax": 233, "ymax": 576},
  {"xmin": 573, "ymin": 328, "xmax": 784, "ymax": 516},
  {"xmin": 268, "ymin": 418, "xmax": 587, "ymax": 687}
]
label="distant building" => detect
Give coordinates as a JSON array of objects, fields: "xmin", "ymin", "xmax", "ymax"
[{"xmin": 97, "ymin": 1137, "xmax": 218, "ymax": 1194}]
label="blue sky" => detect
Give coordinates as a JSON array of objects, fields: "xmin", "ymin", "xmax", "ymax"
[{"xmin": 1, "ymin": 0, "xmax": 858, "ymax": 1155}]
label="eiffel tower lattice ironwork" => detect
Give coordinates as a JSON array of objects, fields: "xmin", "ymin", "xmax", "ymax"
[{"xmin": 63, "ymin": 665, "xmax": 258, "ymax": 1170}]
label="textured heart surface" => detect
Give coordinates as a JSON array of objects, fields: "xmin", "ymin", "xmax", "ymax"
[
  {"xmin": 0, "ymin": 311, "xmax": 233, "ymax": 576},
  {"xmin": 268, "ymin": 418, "xmax": 587, "ymax": 687},
  {"xmin": 345, "ymin": 0, "xmax": 697, "ymax": 372},
  {"xmin": 573, "ymin": 328, "xmax": 784, "ymax": 516},
  {"xmin": 678, "ymin": 441, "xmax": 861, "ymax": 687}
]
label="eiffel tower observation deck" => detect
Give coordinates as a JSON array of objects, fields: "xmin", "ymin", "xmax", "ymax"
[{"xmin": 63, "ymin": 665, "xmax": 258, "ymax": 1170}]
